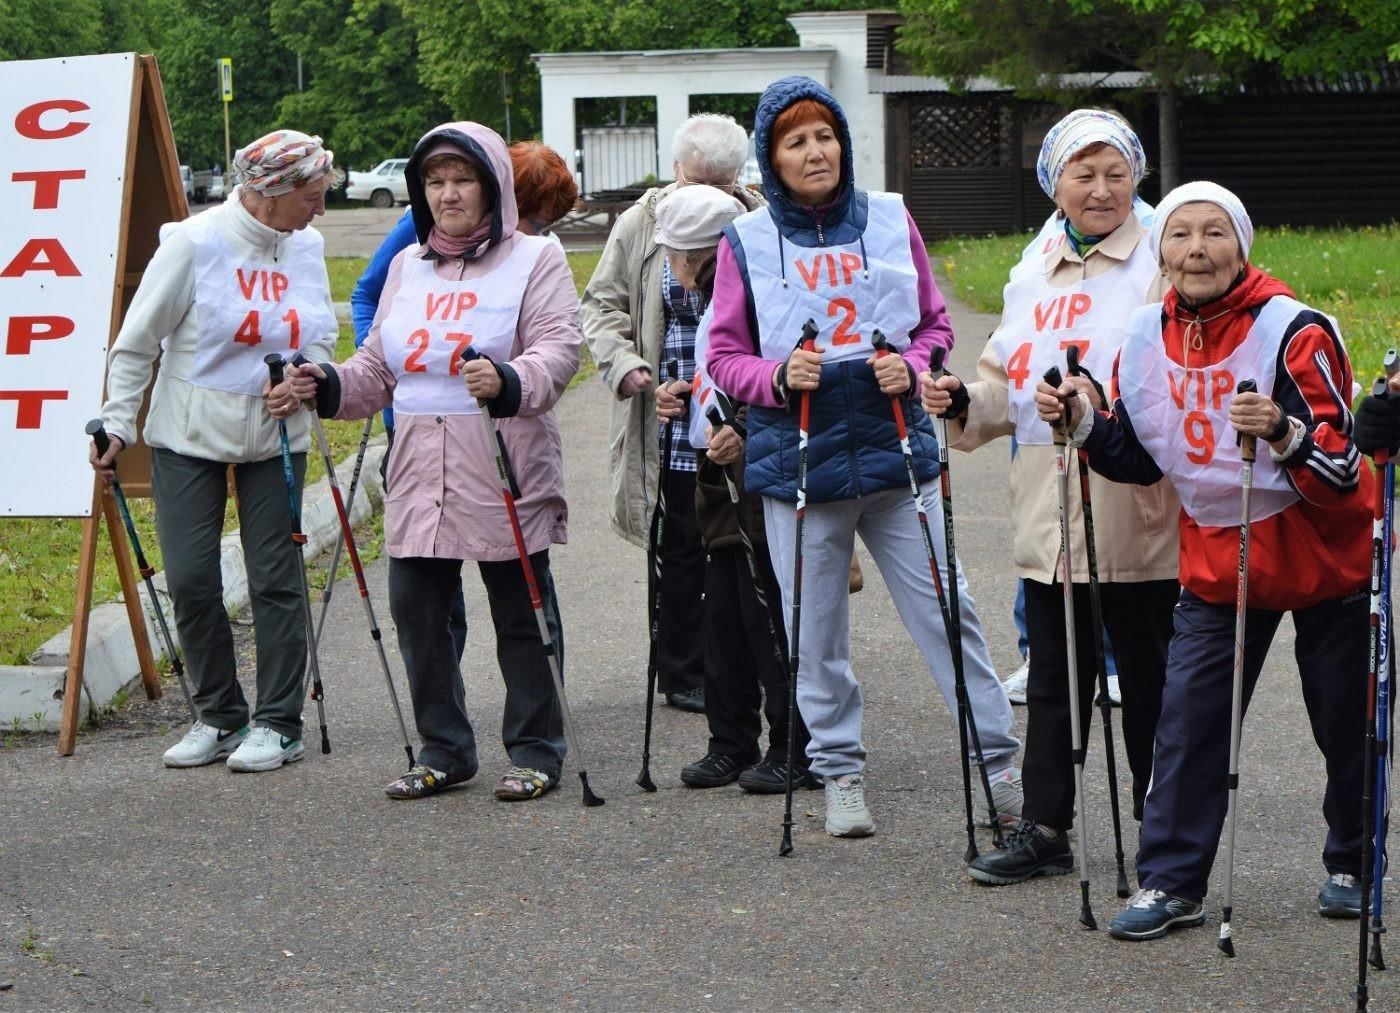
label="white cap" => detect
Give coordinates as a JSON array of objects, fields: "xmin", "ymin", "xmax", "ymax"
[
  {"xmin": 653, "ymin": 185, "xmax": 747, "ymax": 250},
  {"xmin": 1149, "ymin": 181, "xmax": 1254, "ymax": 262}
]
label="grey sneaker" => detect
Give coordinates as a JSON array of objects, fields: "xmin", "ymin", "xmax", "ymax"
[
  {"xmin": 1002, "ymin": 658, "xmax": 1029, "ymax": 705},
  {"xmin": 974, "ymin": 766, "xmax": 1023, "ymax": 828},
  {"xmin": 226, "ymin": 726, "xmax": 305, "ymax": 772},
  {"xmin": 1108, "ymin": 888, "xmax": 1205, "ymax": 940},
  {"xmin": 162, "ymin": 721, "xmax": 247, "ymax": 768},
  {"xmin": 824, "ymin": 773, "xmax": 876, "ymax": 837}
]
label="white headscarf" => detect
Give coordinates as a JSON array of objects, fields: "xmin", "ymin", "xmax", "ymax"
[
  {"xmin": 1148, "ymin": 181, "xmax": 1254, "ymax": 262},
  {"xmin": 233, "ymin": 129, "xmax": 334, "ymax": 197},
  {"xmin": 1036, "ymin": 109, "xmax": 1146, "ymax": 200}
]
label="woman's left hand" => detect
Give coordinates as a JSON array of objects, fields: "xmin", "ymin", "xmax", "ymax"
[
  {"xmin": 264, "ymin": 378, "xmax": 303, "ymax": 419},
  {"xmin": 463, "ymin": 357, "xmax": 502, "ymax": 400},
  {"xmin": 867, "ymin": 350, "xmax": 911, "ymax": 396},
  {"xmin": 655, "ymin": 380, "xmax": 690, "ymax": 421},
  {"xmin": 1229, "ymin": 391, "xmax": 1287, "ymax": 444},
  {"xmin": 706, "ymin": 424, "xmax": 743, "ymax": 465}
]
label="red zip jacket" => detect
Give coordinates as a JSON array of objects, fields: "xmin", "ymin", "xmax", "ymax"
[{"xmin": 1086, "ymin": 266, "xmax": 1372, "ymax": 611}]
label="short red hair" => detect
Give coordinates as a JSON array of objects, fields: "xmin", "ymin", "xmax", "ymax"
[
  {"xmin": 769, "ymin": 99, "xmax": 839, "ymax": 153},
  {"xmin": 510, "ymin": 142, "xmax": 579, "ymax": 227}
]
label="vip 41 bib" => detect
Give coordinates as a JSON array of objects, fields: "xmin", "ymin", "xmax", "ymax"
[
  {"xmin": 190, "ymin": 226, "xmax": 336, "ymax": 395},
  {"xmin": 730, "ymin": 193, "xmax": 920, "ymax": 363},
  {"xmin": 381, "ymin": 237, "xmax": 547, "ymax": 415}
]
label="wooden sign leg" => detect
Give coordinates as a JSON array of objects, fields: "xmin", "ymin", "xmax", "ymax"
[
  {"xmin": 58, "ymin": 483, "xmax": 104, "ymax": 755},
  {"xmin": 103, "ymin": 490, "xmax": 162, "ymax": 700}
]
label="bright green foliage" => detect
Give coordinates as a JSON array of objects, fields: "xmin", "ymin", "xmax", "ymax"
[{"xmin": 0, "ymin": 0, "xmax": 106, "ymax": 62}]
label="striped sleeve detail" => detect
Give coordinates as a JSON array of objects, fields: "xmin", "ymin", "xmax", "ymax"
[{"xmin": 1272, "ymin": 313, "xmax": 1361, "ymax": 502}]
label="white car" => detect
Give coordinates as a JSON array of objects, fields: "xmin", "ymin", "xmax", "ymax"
[{"xmin": 346, "ymin": 159, "xmax": 410, "ymax": 208}]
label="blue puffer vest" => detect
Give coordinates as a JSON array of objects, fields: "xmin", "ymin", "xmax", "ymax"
[{"xmin": 733, "ymin": 75, "xmax": 939, "ymax": 503}]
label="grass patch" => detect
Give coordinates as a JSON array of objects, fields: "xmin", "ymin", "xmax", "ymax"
[{"xmin": 928, "ymin": 223, "xmax": 1399, "ymax": 371}]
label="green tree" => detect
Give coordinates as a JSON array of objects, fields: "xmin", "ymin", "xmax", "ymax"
[
  {"xmin": 0, "ymin": 0, "xmax": 105, "ymax": 61},
  {"xmin": 897, "ymin": 0, "xmax": 1400, "ymax": 190}
]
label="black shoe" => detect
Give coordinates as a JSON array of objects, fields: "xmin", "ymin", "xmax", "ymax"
[
  {"xmin": 680, "ymin": 752, "xmax": 751, "ymax": 788},
  {"xmin": 665, "ymin": 687, "xmax": 706, "ymax": 713},
  {"xmin": 967, "ymin": 820, "xmax": 1073, "ymax": 885},
  {"xmin": 738, "ymin": 757, "xmax": 822, "ymax": 794}
]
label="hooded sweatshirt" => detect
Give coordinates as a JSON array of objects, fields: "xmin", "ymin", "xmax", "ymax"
[
  {"xmin": 1085, "ymin": 264, "xmax": 1371, "ymax": 610},
  {"xmin": 316, "ymin": 122, "xmax": 582, "ymax": 562},
  {"xmin": 705, "ymin": 76, "xmax": 953, "ymax": 503}
]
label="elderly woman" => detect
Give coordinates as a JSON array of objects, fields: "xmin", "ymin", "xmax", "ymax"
[
  {"xmin": 653, "ymin": 184, "xmax": 816, "ymax": 792},
  {"xmin": 582, "ymin": 113, "xmax": 764, "ymax": 713},
  {"xmin": 1036, "ymin": 181, "xmax": 1372, "ymax": 939},
  {"xmin": 922, "ymin": 109, "xmax": 1180, "ymax": 885},
  {"xmin": 705, "ymin": 76, "xmax": 1021, "ymax": 839},
  {"xmin": 90, "ymin": 130, "xmax": 339, "ymax": 772},
  {"xmin": 510, "ymin": 141, "xmax": 579, "ymax": 240},
  {"xmin": 287, "ymin": 122, "xmax": 582, "ymax": 802}
]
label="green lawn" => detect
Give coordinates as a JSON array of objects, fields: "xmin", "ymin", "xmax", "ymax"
[
  {"xmin": 928, "ymin": 222, "xmax": 1399, "ymax": 374},
  {"xmin": 0, "ymin": 251, "xmax": 607, "ymax": 666}
]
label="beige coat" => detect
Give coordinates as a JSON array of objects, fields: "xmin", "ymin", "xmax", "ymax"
[
  {"xmin": 580, "ymin": 183, "xmax": 764, "ymax": 546},
  {"xmin": 949, "ymin": 216, "xmax": 1180, "ymax": 585}
]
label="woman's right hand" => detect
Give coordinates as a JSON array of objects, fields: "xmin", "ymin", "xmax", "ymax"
[
  {"xmin": 1034, "ymin": 378, "xmax": 1082, "ymax": 431},
  {"xmin": 89, "ymin": 432, "xmax": 124, "ymax": 484},
  {"xmin": 784, "ymin": 345, "xmax": 824, "ymax": 392},
  {"xmin": 655, "ymin": 380, "xmax": 690, "ymax": 421},
  {"xmin": 918, "ymin": 371, "xmax": 967, "ymax": 417},
  {"xmin": 619, "ymin": 367, "xmax": 653, "ymax": 399}
]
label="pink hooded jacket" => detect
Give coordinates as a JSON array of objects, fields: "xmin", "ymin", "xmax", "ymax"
[{"xmin": 325, "ymin": 122, "xmax": 582, "ymax": 562}]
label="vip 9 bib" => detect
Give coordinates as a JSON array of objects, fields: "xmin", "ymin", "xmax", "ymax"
[
  {"xmin": 989, "ymin": 229, "xmax": 1158, "ymax": 446},
  {"xmin": 731, "ymin": 193, "xmax": 920, "ymax": 363},
  {"xmin": 190, "ymin": 228, "xmax": 336, "ymax": 395},
  {"xmin": 381, "ymin": 237, "xmax": 547, "ymax": 415}
]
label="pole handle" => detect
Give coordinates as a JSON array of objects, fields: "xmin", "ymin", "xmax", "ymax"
[
  {"xmin": 1385, "ymin": 348, "xmax": 1400, "ymax": 379},
  {"xmin": 931, "ymin": 345, "xmax": 947, "ymax": 380},
  {"xmin": 1236, "ymin": 378, "xmax": 1258, "ymax": 462},
  {"xmin": 1066, "ymin": 343, "xmax": 1082, "ymax": 376},
  {"xmin": 265, "ymin": 353, "xmax": 285, "ymax": 387},
  {"xmin": 85, "ymin": 418, "xmax": 111, "ymax": 457},
  {"xmin": 1044, "ymin": 366, "xmax": 1069, "ymax": 446}
]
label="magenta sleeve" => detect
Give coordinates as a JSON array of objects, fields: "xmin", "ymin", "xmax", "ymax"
[
  {"xmin": 900, "ymin": 208, "xmax": 954, "ymax": 376},
  {"xmin": 705, "ymin": 239, "xmax": 784, "ymax": 408}
]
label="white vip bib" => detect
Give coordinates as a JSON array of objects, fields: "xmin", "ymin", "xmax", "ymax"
[
  {"xmin": 381, "ymin": 237, "xmax": 547, "ymax": 415},
  {"xmin": 990, "ymin": 231, "xmax": 1159, "ymax": 446},
  {"xmin": 1117, "ymin": 297, "xmax": 1318, "ymax": 526},
  {"xmin": 189, "ymin": 227, "xmax": 336, "ymax": 395},
  {"xmin": 731, "ymin": 192, "xmax": 920, "ymax": 363}
]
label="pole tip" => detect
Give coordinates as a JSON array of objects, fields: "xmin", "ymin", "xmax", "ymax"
[
  {"xmin": 1116, "ymin": 873, "xmax": 1132, "ymax": 899},
  {"xmin": 636, "ymin": 771, "xmax": 656, "ymax": 793},
  {"xmin": 579, "ymin": 772, "xmax": 606, "ymax": 807},
  {"xmin": 1218, "ymin": 930, "xmax": 1235, "ymax": 958}
]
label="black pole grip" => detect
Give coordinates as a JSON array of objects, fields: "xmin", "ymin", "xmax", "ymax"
[
  {"xmin": 1375, "ymin": 378, "xmax": 1390, "ymax": 398},
  {"xmin": 1067, "ymin": 344, "xmax": 1082, "ymax": 376},
  {"xmin": 1045, "ymin": 366, "xmax": 1063, "ymax": 388},
  {"xmin": 665, "ymin": 357, "xmax": 679, "ymax": 383},
  {"xmin": 461, "ymin": 346, "xmax": 480, "ymax": 364},
  {"xmin": 800, "ymin": 318, "xmax": 818, "ymax": 349},
  {"xmin": 85, "ymin": 418, "xmax": 110, "ymax": 457},
  {"xmin": 931, "ymin": 346, "xmax": 947, "ymax": 376},
  {"xmin": 265, "ymin": 353, "xmax": 285, "ymax": 386},
  {"xmin": 706, "ymin": 405, "xmax": 724, "ymax": 429},
  {"xmin": 1237, "ymin": 378, "xmax": 1257, "ymax": 395},
  {"xmin": 872, "ymin": 328, "xmax": 888, "ymax": 353}
]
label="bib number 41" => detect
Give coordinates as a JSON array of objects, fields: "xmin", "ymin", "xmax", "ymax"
[{"xmin": 233, "ymin": 308, "xmax": 301, "ymax": 349}]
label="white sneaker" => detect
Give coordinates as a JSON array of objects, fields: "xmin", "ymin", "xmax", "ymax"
[
  {"xmin": 1002, "ymin": 658, "xmax": 1029, "ymax": 705},
  {"xmin": 162, "ymin": 721, "xmax": 247, "ymax": 768},
  {"xmin": 226, "ymin": 726, "xmax": 305, "ymax": 772},
  {"xmin": 974, "ymin": 765, "xmax": 1024, "ymax": 828},
  {"xmin": 1094, "ymin": 674, "xmax": 1122, "ymax": 707},
  {"xmin": 824, "ymin": 773, "xmax": 876, "ymax": 837}
]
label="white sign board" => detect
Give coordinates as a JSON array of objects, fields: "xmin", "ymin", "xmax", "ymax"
[{"xmin": 0, "ymin": 53, "xmax": 136, "ymax": 516}]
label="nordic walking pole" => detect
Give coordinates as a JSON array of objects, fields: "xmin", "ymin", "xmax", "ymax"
[
  {"xmin": 265, "ymin": 354, "xmax": 330, "ymax": 755},
  {"xmin": 1045, "ymin": 366, "xmax": 1095, "ymax": 930},
  {"xmin": 1065, "ymin": 345, "xmax": 1131, "ymax": 899},
  {"xmin": 638, "ymin": 357, "xmax": 684, "ymax": 793},
  {"xmin": 1218, "ymin": 377, "xmax": 1258, "ymax": 958},
  {"xmin": 291, "ymin": 360, "xmax": 414, "ymax": 769},
  {"xmin": 887, "ymin": 334, "xmax": 1000, "ymax": 858},
  {"xmin": 314, "ymin": 416, "xmax": 375, "ymax": 647},
  {"xmin": 461, "ymin": 347, "xmax": 604, "ymax": 807},
  {"xmin": 928, "ymin": 343, "xmax": 1005, "ymax": 851},
  {"xmin": 1369, "ymin": 348, "xmax": 1400, "ymax": 973},
  {"xmin": 84, "ymin": 420, "xmax": 197, "ymax": 721},
  {"xmin": 781, "ymin": 320, "xmax": 819, "ymax": 856}
]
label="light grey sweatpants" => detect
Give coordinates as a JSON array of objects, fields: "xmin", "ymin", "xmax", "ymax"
[{"xmin": 762, "ymin": 484, "xmax": 1019, "ymax": 778}]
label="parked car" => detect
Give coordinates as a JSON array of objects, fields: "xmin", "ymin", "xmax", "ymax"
[
  {"xmin": 180, "ymin": 164, "xmax": 194, "ymax": 201},
  {"xmin": 346, "ymin": 159, "xmax": 410, "ymax": 208},
  {"xmin": 207, "ymin": 174, "xmax": 225, "ymax": 202}
]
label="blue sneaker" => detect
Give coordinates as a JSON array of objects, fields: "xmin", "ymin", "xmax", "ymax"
[
  {"xmin": 1108, "ymin": 888, "xmax": 1205, "ymax": 940},
  {"xmin": 1318, "ymin": 873, "xmax": 1362, "ymax": 919}
]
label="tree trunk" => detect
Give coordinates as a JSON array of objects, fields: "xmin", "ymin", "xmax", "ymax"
[{"xmin": 1158, "ymin": 80, "xmax": 1179, "ymax": 193}]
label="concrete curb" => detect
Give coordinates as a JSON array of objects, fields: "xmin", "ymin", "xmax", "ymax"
[{"xmin": 0, "ymin": 440, "xmax": 387, "ymax": 732}]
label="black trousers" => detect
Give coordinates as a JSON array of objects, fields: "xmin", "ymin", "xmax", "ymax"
[
  {"xmin": 653, "ymin": 469, "xmax": 704, "ymax": 695},
  {"xmin": 1021, "ymin": 577, "xmax": 1179, "ymax": 830},
  {"xmin": 702, "ymin": 542, "xmax": 811, "ymax": 763}
]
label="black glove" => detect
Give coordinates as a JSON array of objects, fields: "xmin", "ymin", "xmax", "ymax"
[
  {"xmin": 1354, "ymin": 393, "xmax": 1400, "ymax": 457},
  {"xmin": 936, "ymin": 379, "xmax": 971, "ymax": 420}
]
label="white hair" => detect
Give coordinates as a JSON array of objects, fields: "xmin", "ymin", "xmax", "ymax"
[{"xmin": 672, "ymin": 114, "xmax": 748, "ymax": 180}]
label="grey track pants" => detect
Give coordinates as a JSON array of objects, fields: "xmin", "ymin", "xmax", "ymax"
[
  {"xmin": 151, "ymin": 448, "xmax": 308, "ymax": 739},
  {"xmin": 762, "ymin": 484, "xmax": 1019, "ymax": 779}
]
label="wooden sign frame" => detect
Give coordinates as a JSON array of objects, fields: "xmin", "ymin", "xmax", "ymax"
[{"xmin": 58, "ymin": 54, "xmax": 189, "ymax": 754}]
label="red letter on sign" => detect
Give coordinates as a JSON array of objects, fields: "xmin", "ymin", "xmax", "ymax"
[
  {"xmin": 7, "ymin": 316, "xmax": 75, "ymax": 354},
  {"xmin": 0, "ymin": 390, "xmax": 68, "ymax": 428},
  {"xmin": 14, "ymin": 99, "xmax": 90, "ymax": 139},
  {"xmin": 1, "ymin": 239, "xmax": 81, "ymax": 277},
  {"xmin": 11, "ymin": 170, "xmax": 87, "ymax": 209}
]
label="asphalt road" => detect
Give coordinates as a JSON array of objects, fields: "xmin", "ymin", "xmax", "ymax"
[{"xmin": 0, "ymin": 295, "xmax": 1384, "ymax": 1009}]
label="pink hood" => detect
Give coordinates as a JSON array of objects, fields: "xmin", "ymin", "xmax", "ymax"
[{"xmin": 405, "ymin": 121, "xmax": 518, "ymax": 248}]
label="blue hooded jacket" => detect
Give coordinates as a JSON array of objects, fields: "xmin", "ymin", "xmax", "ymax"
[{"xmin": 727, "ymin": 75, "xmax": 938, "ymax": 503}]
